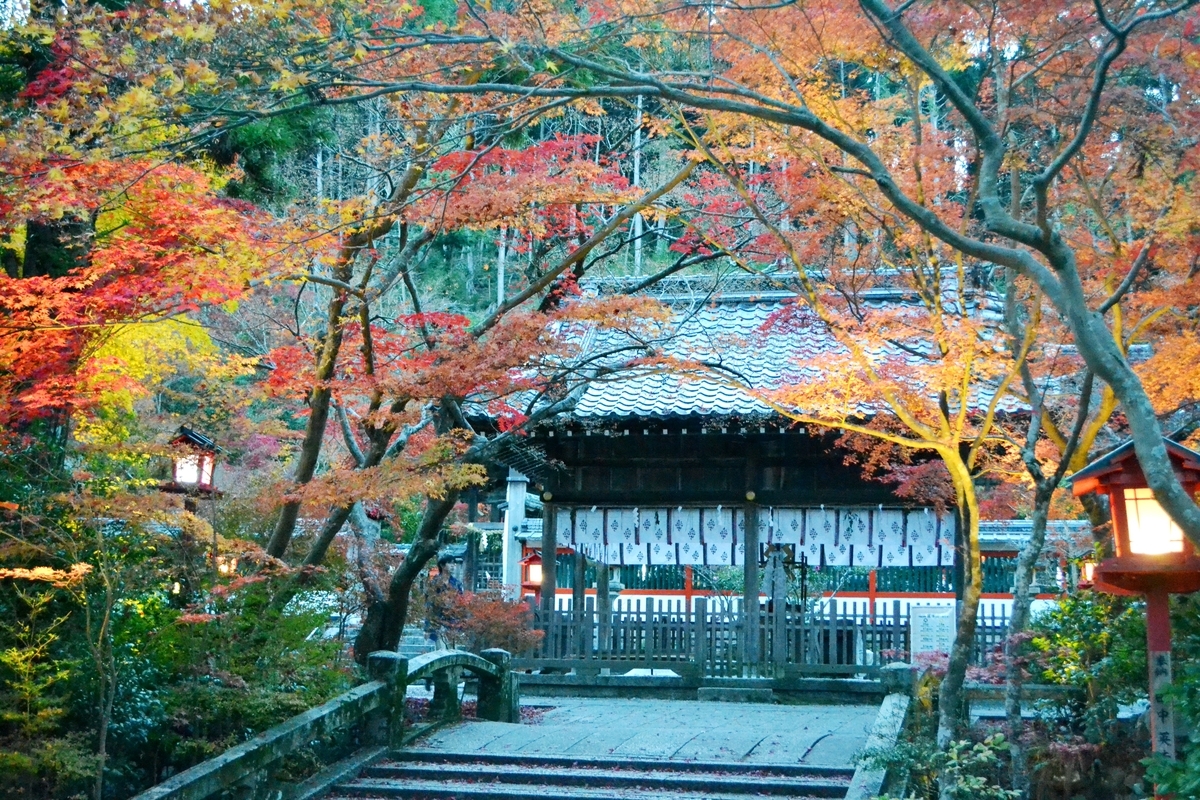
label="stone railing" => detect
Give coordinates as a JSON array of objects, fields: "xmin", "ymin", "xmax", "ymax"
[{"xmin": 131, "ymin": 648, "xmax": 519, "ymax": 800}]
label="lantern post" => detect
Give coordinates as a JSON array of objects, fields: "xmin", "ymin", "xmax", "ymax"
[
  {"xmin": 160, "ymin": 426, "xmax": 222, "ymax": 573},
  {"xmin": 164, "ymin": 426, "xmax": 219, "ymax": 497},
  {"xmin": 1071, "ymin": 437, "xmax": 1200, "ymax": 769}
]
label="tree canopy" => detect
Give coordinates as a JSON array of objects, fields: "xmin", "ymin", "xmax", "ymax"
[{"xmin": 3, "ymin": 1, "xmax": 1200, "ymax": 798}]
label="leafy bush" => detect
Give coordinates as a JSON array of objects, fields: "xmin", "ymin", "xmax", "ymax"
[
  {"xmin": 1018, "ymin": 591, "xmax": 1159, "ymax": 798},
  {"xmin": 437, "ymin": 592, "xmax": 544, "ymax": 655},
  {"xmin": 866, "ymin": 734, "xmax": 1018, "ymax": 800}
]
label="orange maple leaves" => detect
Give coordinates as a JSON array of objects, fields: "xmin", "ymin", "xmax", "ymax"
[{"xmin": 0, "ymin": 160, "xmax": 297, "ymax": 422}]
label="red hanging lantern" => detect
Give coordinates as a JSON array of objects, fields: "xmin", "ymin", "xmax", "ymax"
[
  {"xmin": 1071, "ymin": 437, "xmax": 1200, "ymax": 767},
  {"xmin": 520, "ymin": 551, "xmax": 543, "ymax": 602}
]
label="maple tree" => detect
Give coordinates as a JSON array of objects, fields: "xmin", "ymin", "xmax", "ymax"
[
  {"xmin": 5, "ymin": 1, "xmax": 1200, "ymax": 793},
  {"xmin": 250, "ymin": 121, "xmax": 693, "ymax": 656},
  {"xmin": 666, "ymin": 174, "xmax": 1030, "ymax": 746},
  {"xmin": 211, "ymin": 0, "xmax": 1199, "ymax": 754},
  {"xmin": 0, "ymin": 8, "xmax": 362, "ymax": 796},
  {"xmin": 217, "ymin": 0, "xmax": 1200, "ymax": 546},
  {"xmin": 0, "ymin": 161, "xmax": 286, "ymax": 424},
  {"xmin": 0, "ymin": 2, "xmax": 706, "ymax": 697}
]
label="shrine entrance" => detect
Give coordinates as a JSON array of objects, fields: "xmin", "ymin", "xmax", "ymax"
[{"xmin": 514, "ymin": 504, "xmax": 1008, "ymax": 679}]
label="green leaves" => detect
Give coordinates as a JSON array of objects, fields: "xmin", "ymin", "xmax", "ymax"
[{"xmin": 864, "ymin": 734, "xmax": 1018, "ymax": 800}]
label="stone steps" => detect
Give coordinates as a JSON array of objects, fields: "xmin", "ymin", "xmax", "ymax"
[
  {"xmin": 324, "ymin": 750, "xmax": 853, "ymax": 800},
  {"xmin": 398, "ymin": 626, "xmax": 435, "ymax": 659}
]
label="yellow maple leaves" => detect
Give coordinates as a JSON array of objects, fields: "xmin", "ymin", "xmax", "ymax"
[{"xmin": 0, "ymin": 564, "xmax": 93, "ymax": 587}]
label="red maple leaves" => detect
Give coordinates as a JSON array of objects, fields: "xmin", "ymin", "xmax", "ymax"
[{"xmin": 0, "ymin": 161, "xmax": 292, "ymax": 422}]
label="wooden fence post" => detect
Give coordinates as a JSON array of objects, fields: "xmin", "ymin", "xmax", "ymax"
[
  {"xmin": 694, "ymin": 596, "xmax": 708, "ymax": 676},
  {"xmin": 583, "ymin": 595, "xmax": 595, "ymax": 660},
  {"xmin": 644, "ymin": 598, "xmax": 655, "ymax": 668},
  {"xmin": 596, "ymin": 561, "xmax": 611, "ymax": 657},
  {"xmin": 892, "ymin": 600, "xmax": 903, "ymax": 659},
  {"xmin": 525, "ymin": 595, "xmax": 541, "ymax": 657},
  {"xmin": 541, "ymin": 503, "xmax": 557, "ymax": 620}
]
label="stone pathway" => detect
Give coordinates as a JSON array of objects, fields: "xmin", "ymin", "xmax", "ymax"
[{"xmin": 417, "ymin": 697, "xmax": 879, "ymax": 768}]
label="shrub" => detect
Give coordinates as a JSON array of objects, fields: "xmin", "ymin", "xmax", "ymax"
[
  {"xmin": 438, "ymin": 593, "xmax": 544, "ymax": 654},
  {"xmin": 865, "ymin": 734, "xmax": 1018, "ymax": 800}
]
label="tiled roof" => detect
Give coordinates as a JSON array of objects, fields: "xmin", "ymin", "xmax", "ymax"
[
  {"xmin": 567, "ymin": 280, "xmax": 1020, "ymax": 422},
  {"xmin": 978, "ymin": 519, "xmax": 1093, "ymax": 539},
  {"xmin": 172, "ymin": 425, "xmax": 219, "ymax": 451},
  {"xmin": 573, "ymin": 295, "xmax": 806, "ymax": 419},
  {"xmin": 979, "ymin": 520, "xmax": 1093, "ymax": 556},
  {"xmin": 514, "ymin": 518, "xmax": 543, "ymax": 541},
  {"xmin": 1068, "ymin": 437, "xmax": 1200, "ymax": 484}
]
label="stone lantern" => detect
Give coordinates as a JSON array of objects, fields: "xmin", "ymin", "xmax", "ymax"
[{"xmin": 1071, "ymin": 437, "xmax": 1200, "ymax": 762}]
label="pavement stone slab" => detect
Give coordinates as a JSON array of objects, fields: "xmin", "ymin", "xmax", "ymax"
[{"xmin": 418, "ymin": 698, "xmax": 880, "ymax": 769}]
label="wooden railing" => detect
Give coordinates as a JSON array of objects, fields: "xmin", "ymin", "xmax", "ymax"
[
  {"xmin": 130, "ymin": 648, "xmax": 519, "ymax": 800},
  {"xmin": 521, "ymin": 599, "xmax": 1010, "ymax": 679}
]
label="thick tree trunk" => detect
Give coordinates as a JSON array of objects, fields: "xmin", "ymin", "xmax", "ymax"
[
  {"xmin": 1062, "ymin": 294, "xmax": 1200, "ymax": 544},
  {"xmin": 263, "ymin": 147, "xmax": 432, "ymax": 560},
  {"xmin": 1004, "ymin": 486, "xmax": 1052, "ymax": 797},
  {"xmin": 20, "ymin": 217, "xmax": 94, "ymax": 278},
  {"xmin": 301, "ymin": 431, "xmax": 395, "ymax": 567},
  {"xmin": 353, "ymin": 494, "xmax": 457, "ymax": 663},
  {"xmin": 267, "ymin": 502, "xmax": 360, "ymax": 616},
  {"xmin": 937, "ymin": 496, "xmax": 981, "ymax": 755},
  {"xmin": 936, "ymin": 456, "xmax": 983, "ymax": 782},
  {"xmin": 303, "ymin": 504, "xmax": 356, "ymax": 566}
]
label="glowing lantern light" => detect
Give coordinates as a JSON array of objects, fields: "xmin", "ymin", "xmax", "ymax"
[
  {"xmin": 164, "ymin": 426, "xmax": 220, "ymax": 494},
  {"xmin": 1071, "ymin": 437, "xmax": 1200, "ymax": 768},
  {"xmin": 1123, "ymin": 488, "xmax": 1185, "ymax": 556},
  {"xmin": 520, "ymin": 551, "xmax": 543, "ymax": 601}
]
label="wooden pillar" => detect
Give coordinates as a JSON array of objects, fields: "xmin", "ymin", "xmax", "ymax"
[
  {"xmin": 770, "ymin": 548, "xmax": 788, "ymax": 669},
  {"xmin": 868, "ymin": 569, "xmax": 878, "ymax": 621},
  {"xmin": 742, "ymin": 502, "xmax": 760, "ymax": 671},
  {"xmin": 502, "ymin": 470, "xmax": 527, "ymax": 589},
  {"xmin": 684, "ymin": 565, "xmax": 694, "ymax": 605},
  {"xmin": 540, "ymin": 501, "xmax": 557, "ymax": 618},
  {"xmin": 464, "ymin": 489, "xmax": 478, "ymax": 593},
  {"xmin": 1146, "ymin": 589, "xmax": 1176, "ymax": 761},
  {"xmin": 572, "ymin": 549, "xmax": 587, "ymax": 655},
  {"xmin": 596, "ymin": 560, "xmax": 611, "ymax": 656},
  {"xmin": 572, "ymin": 550, "xmax": 586, "ymax": 610}
]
